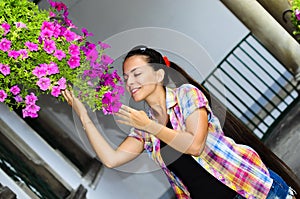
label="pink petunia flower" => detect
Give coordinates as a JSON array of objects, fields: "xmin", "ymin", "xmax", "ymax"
[
  {"xmin": 86, "ymin": 49, "xmax": 98, "ymax": 62},
  {"xmin": 8, "ymin": 50, "xmax": 21, "ymax": 59},
  {"xmin": 82, "ymin": 28, "xmax": 94, "ymax": 37},
  {"xmin": 43, "ymin": 39, "xmax": 56, "ymax": 54},
  {"xmin": 51, "ymin": 86, "xmax": 61, "ymax": 97},
  {"xmin": 53, "ymin": 50, "xmax": 66, "ymax": 60},
  {"xmin": 296, "ymin": 9, "xmax": 300, "ymax": 21},
  {"xmin": 90, "ymin": 61, "xmax": 101, "ymax": 69},
  {"xmin": 37, "ymin": 77, "xmax": 51, "ymax": 91},
  {"xmin": 49, "ymin": 1, "xmax": 67, "ymax": 12},
  {"xmin": 84, "ymin": 69, "xmax": 101, "ymax": 80},
  {"xmin": 49, "ymin": 11, "xmax": 56, "ymax": 18},
  {"xmin": 98, "ymin": 41, "xmax": 111, "ymax": 49},
  {"xmin": 67, "ymin": 56, "xmax": 80, "ymax": 69},
  {"xmin": 22, "ymin": 109, "xmax": 29, "ymax": 118},
  {"xmin": 47, "ymin": 62, "xmax": 59, "ymax": 75},
  {"xmin": 25, "ymin": 103, "xmax": 40, "ymax": 113},
  {"xmin": 25, "ymin": 93, "xmax": 38, "ymax": 105},
  {"xmin": 14, "ymin": 95, "xmax": 23, "ymax": 103},
  {"xmin": 102, "ymin": 92, "xmax": 122, "ymax": 114},
  {"xmin": 101, "ymin": 54, "xmax": 114, "ymax": 65},
  {"xmin": 10, "ymin": 85, "xmax": 21, "ymax": 95},
  {"xmin": 58, "ymin": 77, "xmax": 66, "ymax": 90},
  {"xmin": 63, "ymin": 10, "xmax": 69, "ymax": 18},
  {"xmin": 86, "ymin": 42, "xmax": 96, "ymax": 51},
  {"xmin": 64, "ymin": 18, "xmax": 77, "ymax": 29},
  {"xmin": 28, "ymin": 111, "xmax": 38, "ymax": 118},
  {"xmin": 41, "ymin": 21, "xmax": 54, "ymax": 32},
  {"xmin": 25, "ymin": 41, "xmax": 38, "ymax": 51},
  {"xmin": 101, "ymin": 73, "xmax": 114, "ymax": 87},
  {"xmin": 19, "ymin": 49, "xmax": 29, "ymax": 59},
  {"xmin": 0, "ymin": 90, "xmax": 7, "ymax": 102},
  {"xmin": 63, "ymin": 29, "xmax": 76, "ymax": 42},
  {"xmin": 15, "ymin": 22, "xmax": 27, "ymax": 29},
  {"xmin": 1, "ymin": 23, "xmax": 10, "ymax": 36},
  {"xmin": 0, "ymin": 63, "xmax": 10, "ymax": 76},
  {"xmin": 68, "ymin": 44, "xmax": 80, "ymax": 56},
  {"xmin": 22, "ymin": 104, "xmax": 40, "ymax": 118},
  {"xmin": 0, "ymin": 38, "xmax": 11, "ymax": 52},
  {"xmin": 115, "ymin": 85, "xmax": 125, "ymax": 95},
  {"xmin": 40, "ymin": 29, "xmax": 54, "ymax": 39},
  {"xmin": 32, "ymin": 65, "xmax": 47, "ymax": 78},
  {"xmin": 38, "ymin": 36, "xmax": 43, "ymax": 44},
  {"xmin": 53, "ymin": 23, "xmax": 62, "ymax": 38}
]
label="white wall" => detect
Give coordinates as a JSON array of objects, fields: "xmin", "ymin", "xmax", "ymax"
[{"xmin": 64, "ymin": 0, "xmax": 248, "ymax": 63}]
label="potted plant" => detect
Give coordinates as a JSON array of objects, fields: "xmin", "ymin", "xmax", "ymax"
[
  {"xmin": 290, "ymin": 0, "xmax": 300, "ymax": 40},
  {"xmin": 0, "ymin": 0, "xmax": 124, "ymax": 118}
]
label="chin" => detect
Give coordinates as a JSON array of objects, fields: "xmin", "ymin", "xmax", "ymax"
[{"xmin": 132, "ymin": 96, "xmax": 143, "ymax": 102}]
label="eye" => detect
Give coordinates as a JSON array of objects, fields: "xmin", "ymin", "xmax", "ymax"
[{"xmin": 134, "ymin": 72, "xmax": 141, "ymax": 77}]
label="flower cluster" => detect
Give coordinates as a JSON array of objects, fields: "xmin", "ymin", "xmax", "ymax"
[
  {"xmin": 0, "ymin": 0, "xmax": 123, "ymax": 118},
  {"xmin": 291, "ymin": 0, "xmax": 300, "ymax": 40},
  {"xmin": 73, "ymin": 41, "xmax": 125, "ymax": 114}
]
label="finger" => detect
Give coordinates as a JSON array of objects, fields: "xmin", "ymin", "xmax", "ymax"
[
  {"xmin": 63, "ymin": 89, "xmax": 71, "ymax": 97},
  {"xmin": 114, "ymin": 112, "xmax": 130, "ymax": 121},
  {"xmin": 69, "ymin": 89, "xmax": 75, "ymax": 98},
  {"xmin": 62, "ymin": 90, "xmax": 73, "ymax": 105},
  {"xmin": 120, "ymin": 104, "xmax": 130, "ymax": 112},
  {"xmin": 117, "ymin": 108, "xmax": 131, "ymax": 117},
  {"xmin": 61, "ymin": 90, "xmax": 70, "ymax": 102},
  {"xmin": 115, "ymin": 119, "xmax": 132, "ymax": 127},
  {"xmin": 66, "ymin": 90, "xmax": 74, "ymax": 100},
  {"xmin": 120, "ymin": 104, "xmax": 136, "ymax": 113},
  {"xmin": 61, "ymin": 90, "xmax": 67, "ymax": 99}
]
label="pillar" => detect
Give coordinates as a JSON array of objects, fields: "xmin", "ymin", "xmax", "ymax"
[
  {"xmin": 220, "ymin": 0, "xmax": 300, "ymax": 88},
  {"xmin": 256, "ymin": 0, "xmax": 297, "ymax": 40}
]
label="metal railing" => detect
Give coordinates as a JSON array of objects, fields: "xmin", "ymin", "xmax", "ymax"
[{"xmin": 202, "ymin": 33, "xmax": 299, "ymax": 140}]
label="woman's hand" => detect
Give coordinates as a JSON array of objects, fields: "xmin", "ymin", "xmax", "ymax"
[
  {"xmin": 61, "ymin": 89, "xmax": 88, "ymax": 118},
  {"xmin": 115, "ymin": 105, "xmax": 152, "ymax": 131}
]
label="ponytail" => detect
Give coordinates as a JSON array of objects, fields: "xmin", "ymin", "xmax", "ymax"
[{"xmin": 166, "ymin": 61, "xmax": 211, "ymax": 105}]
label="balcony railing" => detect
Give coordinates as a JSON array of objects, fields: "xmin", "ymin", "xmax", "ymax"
[{"xmin": 202, "ymin": 33, "xmax": 299, "ymax": 140}]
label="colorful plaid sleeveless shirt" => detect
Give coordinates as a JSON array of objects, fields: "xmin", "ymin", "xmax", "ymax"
[{"xmin": 129, "ymin": 84, "xmax": 273, "ymax": 199}]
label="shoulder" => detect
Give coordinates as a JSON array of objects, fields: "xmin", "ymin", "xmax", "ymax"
[
  {"xmin": 175, "ymin": 83, "xmax": 205, "ymax": 99},
  {"xmin": 175, "ymin": 83, "xmax": 199, "ymax": 94},
  {"xmin": 175, "ymin": 84, "xmax": 211, "ymax": 118}
]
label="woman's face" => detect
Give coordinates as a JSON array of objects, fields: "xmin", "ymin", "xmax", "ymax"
[{"xmin": 123, "ymin": 55, "xmax": 161, "ymax": 102}]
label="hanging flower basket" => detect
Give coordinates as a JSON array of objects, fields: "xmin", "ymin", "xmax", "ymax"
[
  {"xmin": 290, "ymin": 0, "xmax": 300, "ymax": 39},
  {"xmin": 0, "ymin": 0, "xmax": 124, "ymax": 118}
]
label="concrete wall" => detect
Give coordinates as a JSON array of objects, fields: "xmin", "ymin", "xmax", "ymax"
[{"xmin": 264, "ymin": 99, "xmax": 300, "ymax": 179}]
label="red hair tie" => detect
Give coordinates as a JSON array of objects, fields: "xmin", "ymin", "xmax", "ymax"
[{"xmin": 163, "ymin": 56, "xmax": 170, "ymax": 67}]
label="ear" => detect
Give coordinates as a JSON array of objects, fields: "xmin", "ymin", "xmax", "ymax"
[{"xmin": 156, "ymin": 69, "xmax": 165, "ymax": 83}]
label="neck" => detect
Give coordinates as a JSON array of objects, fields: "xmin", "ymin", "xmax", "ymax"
[
  {"xmin": 145, "ymin": 86, "xmax": 166, "ymax": 107},
  {"xmin": 145, "ymin": 86, "xmax": 168, "ymax": 124}
]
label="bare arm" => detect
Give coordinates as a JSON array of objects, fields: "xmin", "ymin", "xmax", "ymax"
[
  {"xmin": 62, "ymin": 90, "xmax": 144, "ymax": 168},
  {"xmin": 116, "ymin": 105, "xmax": 208, "ymax": 156},
  {"xmin": 155, "ymin": 108, "xmax": 208, "ymax": 156}
]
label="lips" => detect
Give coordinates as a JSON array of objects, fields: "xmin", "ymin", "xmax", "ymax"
[{"xmin": 130, "ymin": 87, "xmax": 140, "ymax": 95}]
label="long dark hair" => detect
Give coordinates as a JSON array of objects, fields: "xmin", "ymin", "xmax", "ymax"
[
  {"xmin": 123, "ymin": 45, "xmax": 211, "ymax": 104},
  {"xmin": 123, "ymin": 45, "xmax": 300, "ymax": 194}
]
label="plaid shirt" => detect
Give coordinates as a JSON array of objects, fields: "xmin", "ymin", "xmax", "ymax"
[{"xmin": 129, "ymin": 84, "xmax": 273, "ymax": 199}]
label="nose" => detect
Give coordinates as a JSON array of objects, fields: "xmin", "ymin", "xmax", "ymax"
[{"xmin": 126, "ymin": 74, "xmax": 134, "ymax": 86}]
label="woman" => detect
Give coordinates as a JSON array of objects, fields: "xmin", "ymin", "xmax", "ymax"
[{"xmin": 62, "ymin": 46, "xmax": 296, "ymax": 199}]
